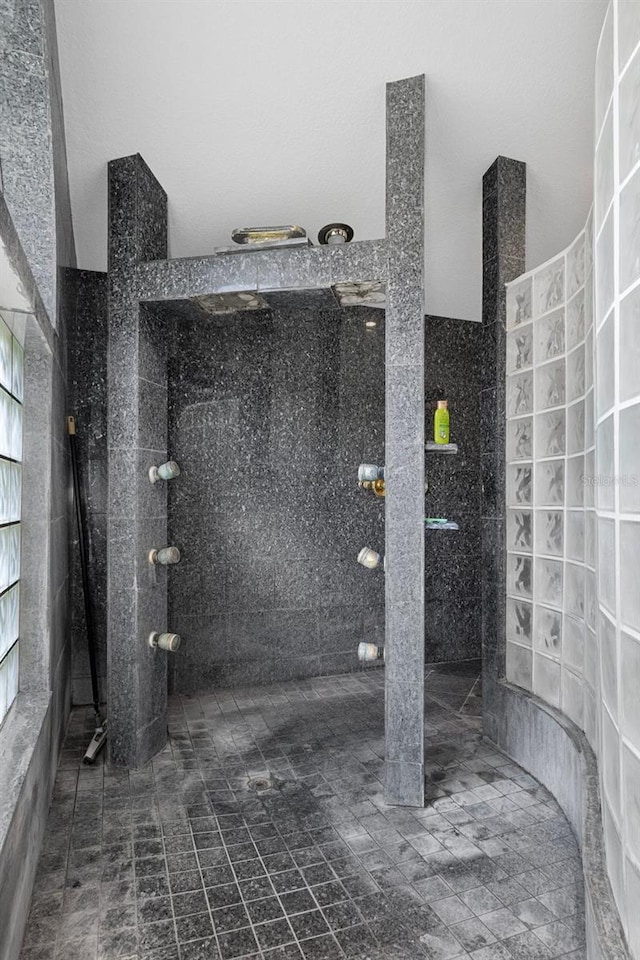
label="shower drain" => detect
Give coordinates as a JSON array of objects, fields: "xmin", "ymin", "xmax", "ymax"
[{"xmin": 247, "ymin": 772, "xmax": 280, "ymax": 793}]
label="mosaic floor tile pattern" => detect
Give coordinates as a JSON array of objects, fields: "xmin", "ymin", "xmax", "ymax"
[{"xmin": 20, "ymin": 662, "xmax": 586, "ymax": 960}]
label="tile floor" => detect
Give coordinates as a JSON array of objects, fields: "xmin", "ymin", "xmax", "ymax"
[{"xmin": 19, "ymin": 662, "xmax": 585, "ymax": 960}]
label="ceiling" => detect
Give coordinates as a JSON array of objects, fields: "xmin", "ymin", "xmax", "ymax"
[{"xmin": 54, "ymin": 0, "xmax": 607, "ymax": 322}]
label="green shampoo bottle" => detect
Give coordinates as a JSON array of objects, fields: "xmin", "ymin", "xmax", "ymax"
[{"xmin": 434, "ymin": 400, "xmax": 450, "ymax": 444}]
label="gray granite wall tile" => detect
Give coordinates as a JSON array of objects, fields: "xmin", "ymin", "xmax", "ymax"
[
  {"xmin": 167, "ymin": 304, "xmax": 385, "ymax": 693},
  {"xmin": 385, "ymin": 75, "xmax": 425, "ymax": 806},
  {"xmin": 107, "ymin": 155, "xmax": 169, "ymax": 767},
  {"xmin": 481, "ymin": 157, "xmax": 526, "ymax": 699},
  {"xmin": 65, "ymin": 268, "xmax": 109, "ymax": 704}
]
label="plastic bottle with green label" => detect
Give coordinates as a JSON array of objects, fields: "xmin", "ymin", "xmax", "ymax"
[{"xmin": 434, "ymin": 400, "xmax": 450, "ymax": 444}]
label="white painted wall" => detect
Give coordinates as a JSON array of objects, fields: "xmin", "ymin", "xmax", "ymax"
[{"xmin": 54, "ymin": 0, "xmax": 606, "ymax": 321}]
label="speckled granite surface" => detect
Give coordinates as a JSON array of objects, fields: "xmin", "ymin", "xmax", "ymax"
[{"xmin": 19, "ymin": 662, "xmax": 587, "ymax": 960}]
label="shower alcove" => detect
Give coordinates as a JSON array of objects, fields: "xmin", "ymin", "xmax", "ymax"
[{"xmin": 106, "ymin": 75, "xmax": 427, "ymax": 807}]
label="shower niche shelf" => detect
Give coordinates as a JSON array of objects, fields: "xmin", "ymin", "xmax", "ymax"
[{"xmin": 426, "ymin": 441, "xmax": 458, "ymax": 454}]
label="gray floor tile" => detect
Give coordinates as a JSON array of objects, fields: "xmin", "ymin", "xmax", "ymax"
[{"xmin": 18, "ymin": 668, "xmax": 585, "ymax": 960}]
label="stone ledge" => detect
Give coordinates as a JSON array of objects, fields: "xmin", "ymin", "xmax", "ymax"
[
  {"xmin": 485, "ymin": 679, "xmax": 630, "ymax": 960},
  {"xmin": 0, "ymin": 691, "xmax": 51, "ymax": 849}
]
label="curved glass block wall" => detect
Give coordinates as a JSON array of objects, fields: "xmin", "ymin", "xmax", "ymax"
[
  {"xmin": 0, "ymin": 309, "xmax": 24, "ymax": 726},
  {"xmin": 505, "ymin": 2, "xmax": 640, "ymax": 952},
  {"xmin": 505, "ymin": 217, "xmax": 594, "ymax": 724}
]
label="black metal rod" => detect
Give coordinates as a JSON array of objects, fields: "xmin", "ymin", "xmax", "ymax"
[{"xmin": 67, "ymin": 416, "xmax": 101, "ymax": 722}]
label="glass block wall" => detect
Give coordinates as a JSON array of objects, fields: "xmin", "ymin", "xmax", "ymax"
[
  {"xmin": 505, "ymin": 2, "xmax": 640, "ymax": 952},
  {"xmin": 593, "ymin": 0, "xmax": 640, "ymax": 951},
  {"xmin": 505, "ymin": 217, "xmax": 594, "ymax": 727},
  {"xmin": 0, "ymin": 309, "xmax": 24, "ymax": 727}
]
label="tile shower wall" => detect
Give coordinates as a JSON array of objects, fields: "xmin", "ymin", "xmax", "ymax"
[
  {"xmin": 504, "ymin": 2, "xmax": 640, "ymax": 953},
  {"xmin": 504, "ymin": 217, "xmax": 594, "ymax": 730},
  {"xmin": 167, "ymin": 305, "xmax": 386, "ymax": 691},
  {"xmin": 424, "ymin": 315, "xmax": 483, "ymax": 661},
  {"xmin": 66, "ymin": 269, "xmax": 108, "ymax": 705}
]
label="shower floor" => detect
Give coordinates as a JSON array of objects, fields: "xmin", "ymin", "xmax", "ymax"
[{"xmin": 20, "ymin": 662, "xmax": 586, "ymax": 960}]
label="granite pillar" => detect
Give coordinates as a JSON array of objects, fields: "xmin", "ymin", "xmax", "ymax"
[
  {"xmin": 384, "ymin": 75, "xmax": 426, "ymax": 806},
  {"xmin": 107, "ymin": 154, "xmax": 169, "ymax": 767},
  {"xmin": 481, "ymin": 157, "xmax": 526, "ymax": 697}
]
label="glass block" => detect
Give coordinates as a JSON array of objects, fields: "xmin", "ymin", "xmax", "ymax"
[
  {"xmin": 619, "ymin": 167, "xmax": 640, "ymax": 293},
  {"xmin": 595, "ymin": 107, "xmax": 614, "ymax": 233},
  {"xmin": 596, "ymin": 415, "xmax": 615, "ymax": 511},
  {"xmin": 536, "ymin": 359, "xmax": 565, "ymax": 410},
  {"xmin": 567, "ymin": 400, "xmax": 585, "ymax": 455},
  {"xmin": 600, "ymin": 609, "xmax": 617, "ymax": 719},
  {"xmin": 12, "ymin": 340, "xmax": 23, "ymax": 403},
  {"xmin": 624, "ymin": 745, "xmax": 640, "ymax": 871},
  {"xmin": 0, "ymin": 317, "xmax": 11, "ymax": 393},
  {"xmin": 621, "ymin": 629, "xmax": 640, "ymax": 754},
  {"xmin": 534, "ymin": 258, "xmax": 565, "ymax": 316},
  {"xmin": 566, "ymin": 290, "xmax": 585, "ymax": 350},
  {"xmin": 0, "ymin": 527, "xmax": 7, "ymax": 594},
  {"xmin": 506, "ymin": 641, "xmax": 532, "ymax": 690},
  {"xmin": 584, "ymin": 450, "xmax": 596, "ymax": 508},
  {"xmin": 596, "ymin": 314, "xmax": 614, "ymax": 417},
  {"xmin": 0, "ymin": 458, "xmax": 10, "ymax": 523},
  {"xmin": 585, "ymin": 569, "xmax": 597, "ymax": 630},
  {"xmin": 620, "ymin": 285, "xmax": 640, "ymax": 403},
  {"xmin": 566, "ymin": 232, "xmax": 585, "ymax": 300},
  {"xmin": 620, "ymin": 48, "xmax": 640, "ymax": 182},
  {"xmin": 621, "ymin": 520, "xmax": 640, "ymax": 633},
  {"xmin": 507, "ymin": 371, "xmax": 533, "ymax": 417},
  {"xmin": 565, "ymin": 562, "xmax": 585, "ymax": 618},
  {"xmin": 585, "ymin": 509, "xmax": 596, "ymax": 567},
  {"xmin": 566, "ymin": 510, "xmax": 584, "ymax": 561},
  {"xmin": 584, "ymin": 687, "xmax": 597, "ymax": 749},
  {"xmin": 0, "ymin": 389, "xmax": 11, "ymax": 459},
  {"xmin": 536, "ymin": 558, "xmax": 563, "ymax": 607},
  {"xmin": 0, "ymin": 583, "xmax": 20, "ymax": 661},
  {"xmin": 620, "ymin": 403, "xmax": 640, "ymax": 514},
  {"xmin": 561, "ymin": 668, "xmax": 583, "ymax": 728},
  {"xmin": 598, "ymin": 518, "xmax": 616, "ymax": 614},
  {"xmin": 565, "ymin": 455, "xmax": 584, "ymax": 508},
  {"xmin": 603, "ymin": 711, "xmax": 621, "ymax": 818},
  {"xmin": 585, "ymin": 326, "xmax": 594, "ymax": 392},
  {"xmin": 506, "ymin": 276, "xmax": 532, "ymax": 329},
  {"xmin": 507, "ymin": 553, "xmax": 532, "ymax": 599},
  {"xmin": 595, "ymin": 4, "xmax": 613, "ymax": 136},
  {"xmin": 507, "ymin": 598, "xmax": 533, "ymax": 646},
  {"xmin": 533, "ymin": 653, "xmax": 561, "ymax": 707},
  {"xmin": 536, "ymin": 410, "xmax": 565, "ymax": 458},
  {"xmin": 0, "ymin": 525, "xmax": 17, "ymax": 594},
  {"xmin": 507, "ymin": 509, "xmax": 533, "ymax": 553},
  {"xmin": 507, "ymin": 464, "xmax": 532, "ymax": 505},
  {"xmin": 506, "ymin": 324, "xmax": 533, "ymax": 373},
  {"xmin": 536, "ymin": 460, "xmax": 564, "ymax": 505},
  {"xmin": 5, "ymin": 642, "xmax": 18, "ymax": 718},
  {"xmin": 536, "ymin": 308, "xmax": 565, "ymax": 363},
  {"xmin": 563, "ymin": 615, "xmax": 584, "ymax": 672},
  {"xmin": 10, "ymin": 399, "xmax": 22, "ymax": 462},
  {"xmin": 585, "ymin": 389, "xmax": 594, "ymax": 449},
  {"xmin": 534, "ymin": 605, "xmax": 562, "ymax": 657},
  {"xmin": 585, "ymin": 624, "xmax": 598, "ymax": 687},
  {"xmin": 596, "ymin": 210, "xmax": 614, "ymax": 321},
  {"xmin": 10, "ymin": 464, "xmax": 21, "ymax": 523},
  {"xmin": 507, "ymin": 417, "xmax": 533, "ymax": 461},
  {"xmin": 0, "ymin": 656, "xmax": 6, "ymax": 727},
  {"xmin": 535, "ymin": 510, "xmax": 563, "ymax": 556},
  {"xmin": 566, "ymin": 346, "xmax": 585, "ymax": 403},
  {"xmin": 619, "ymin": 0, "xmax": 640, "ymax": 72}
]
